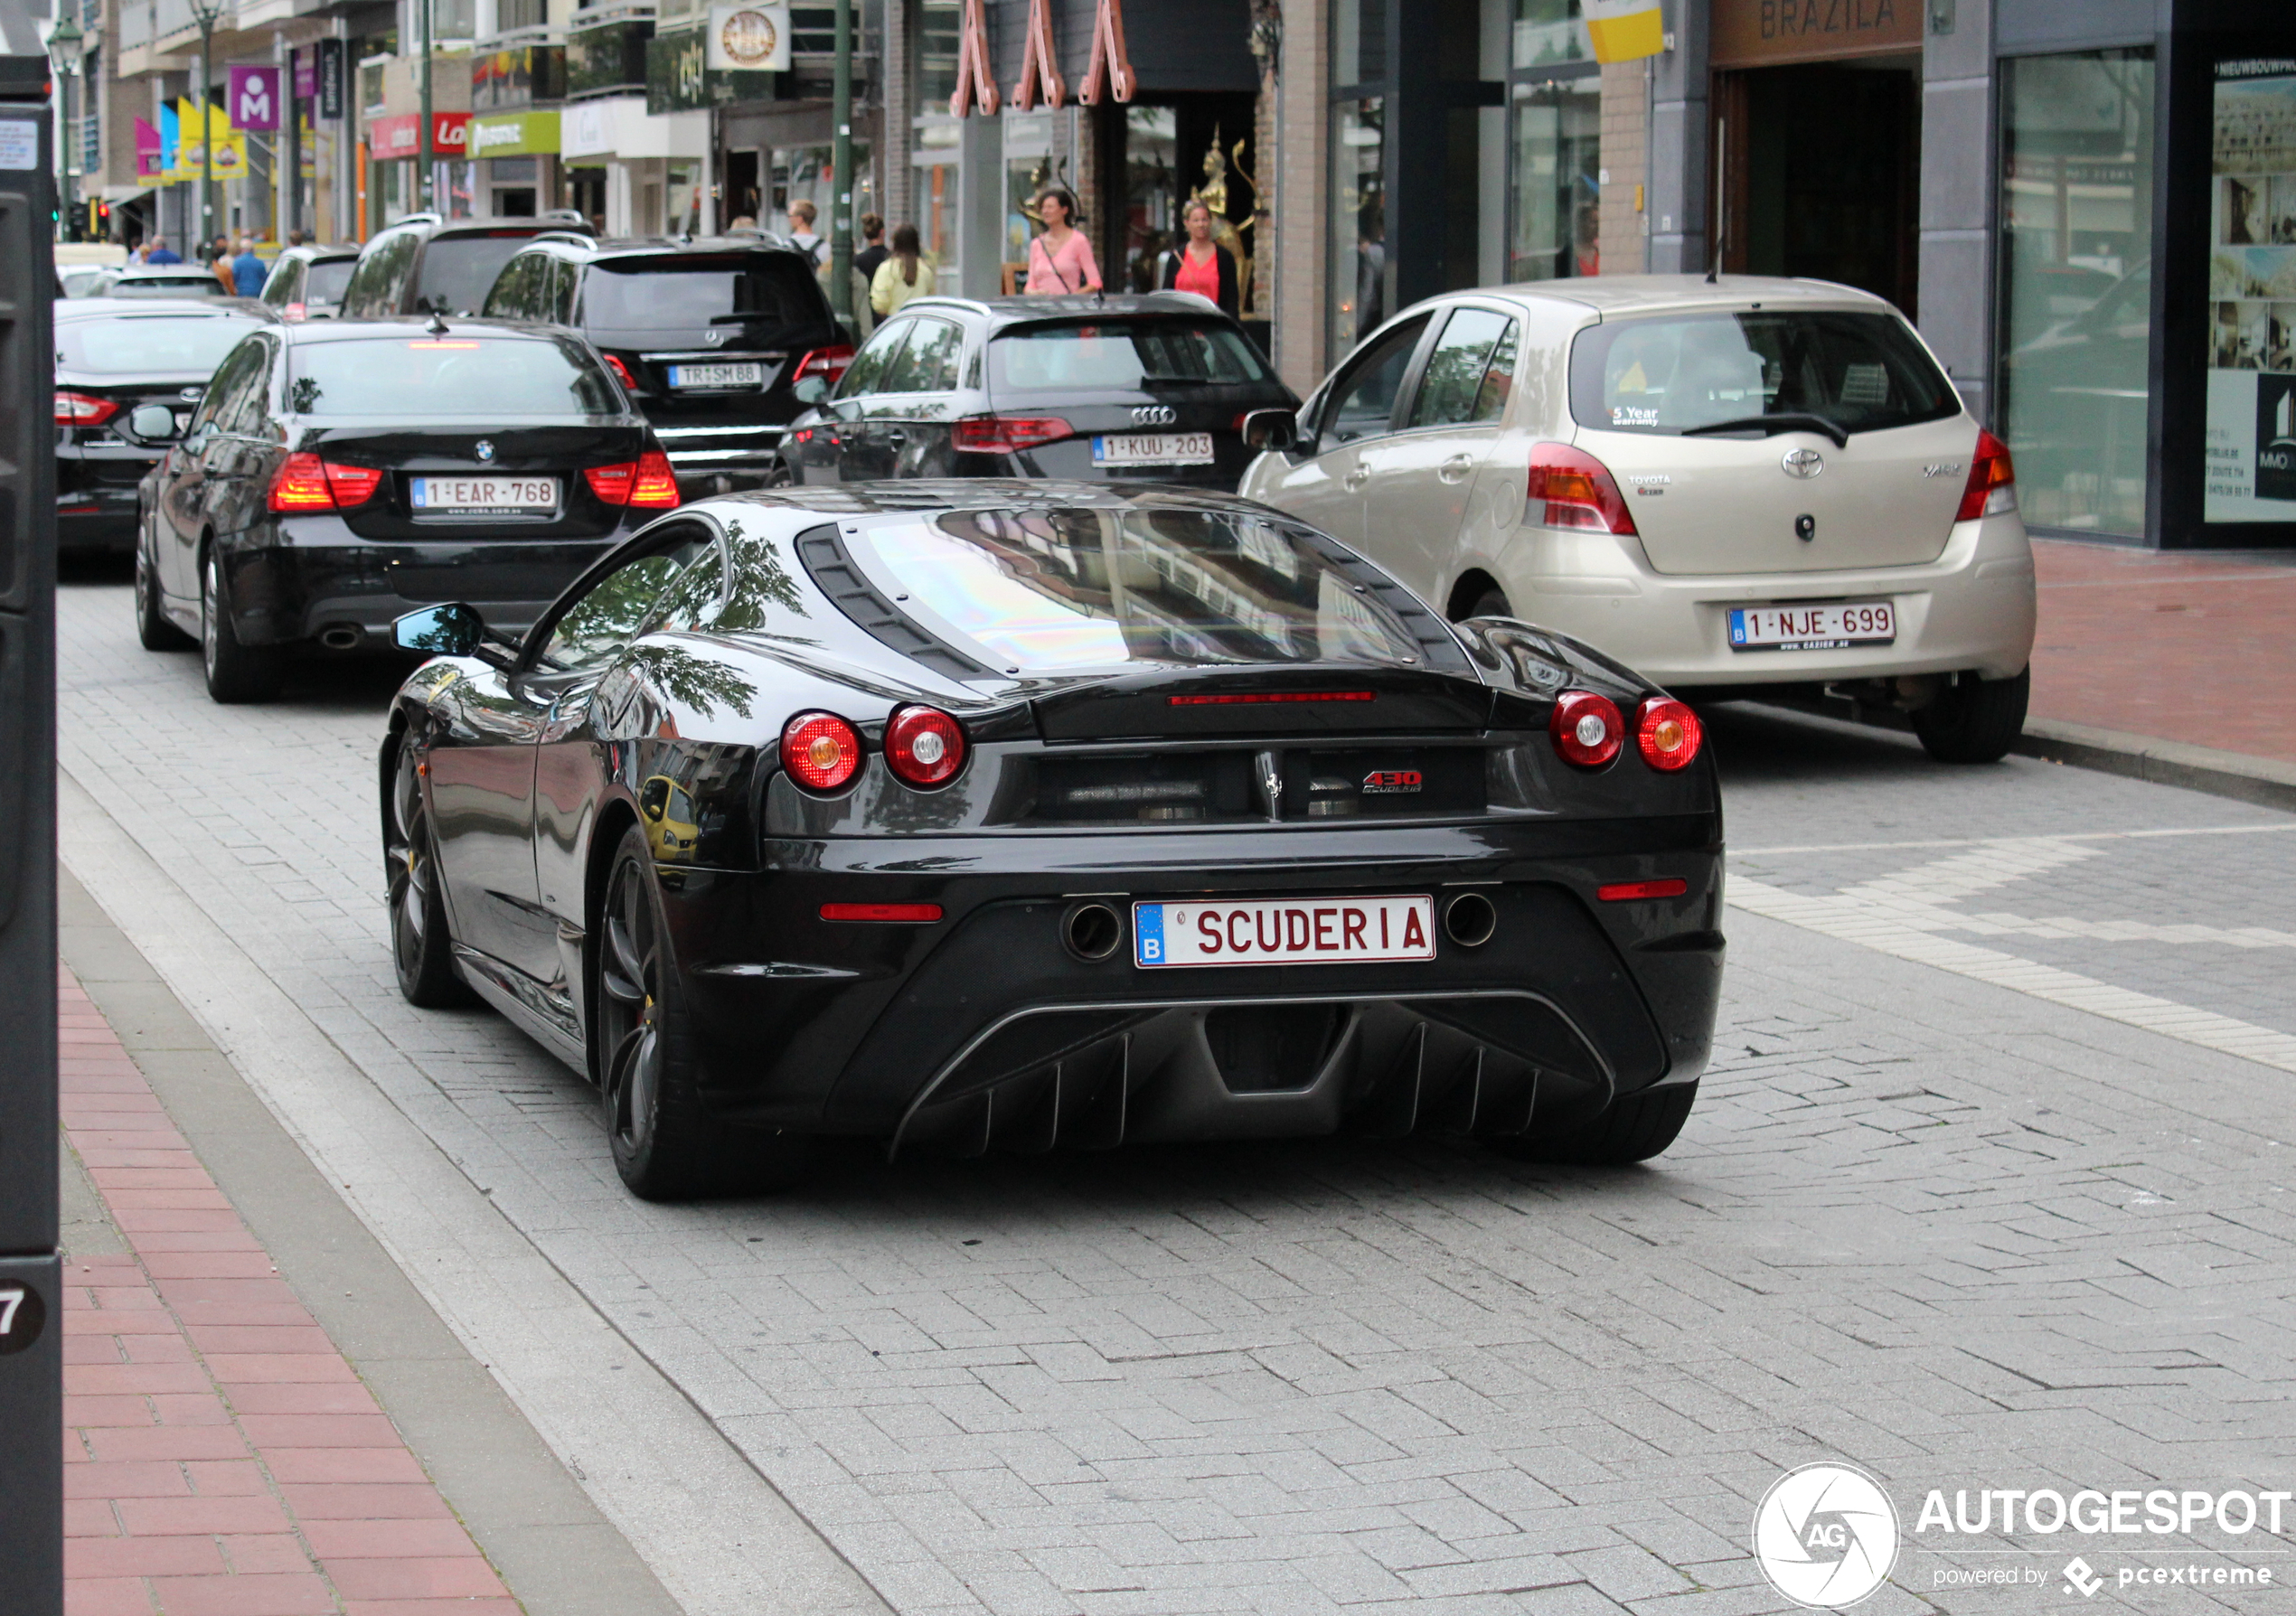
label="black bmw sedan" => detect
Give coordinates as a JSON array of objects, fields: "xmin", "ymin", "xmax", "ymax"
[
  {"xmin": 135, "ymin": 315, "xmax": 678, "ymax": 702},
  {"xmin": 381, "ymin": 481, "xmax": 1723, "ymax": 1201},
  {"xmin": 779, "ymin": 293, "xmax": 1297, "ymax": 490},
  {"xmin": 56, "ymin": 296, "xmax": 277, "ymax": 553}
]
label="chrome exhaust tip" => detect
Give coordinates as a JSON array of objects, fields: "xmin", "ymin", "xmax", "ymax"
[
  {"xmin": 1443, "ymin": 891, "xmax": 1497, "ymax": 949},
  {"xmin": 1062, "ymin": 900, "xmax": 1124, "ymax": 963},
  {"xmin": 317, "ymin": 625, "xmax": 363, "ymax": 651}
]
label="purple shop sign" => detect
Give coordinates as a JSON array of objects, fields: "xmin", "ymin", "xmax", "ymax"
[
  {"xmin": 228, "ymin": 65, "xmax": 280, "ymax": 132},
  {"xmin": 294, "ymin": 50, "xmax": 315, "ymax": 100}
]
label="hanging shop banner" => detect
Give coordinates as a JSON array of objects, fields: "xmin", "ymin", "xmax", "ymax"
[
  {"xmin": 368, "ymin": 110, "xmax": 471, "ymax": 160},
  {"xmin": 294, "ymin": 49, "xmax": 315, "ymax": 101},
  {"xmin": 228, "ymin": 65, "xmax": 279, "ymax": 133},
  {"xmin": 136, "ymin": 116, "xmax": 162, "ymax": 179},
  {"xmin": 469, "ymin": 108, "xmax": 560, "ymax": 158},
  {"xmin": 316, "ymin": 38, "xmax": 345, "ymax": 122},
  {"xmin": 1583, "ymin": 0, "xmax": 1664, "ymax": 64},
  {"xmin": 2207, "ymin": 58, "xmax": 2296, "ymax": 521},
  {"xmin": 174, "ymin": 99, "xmax": 245, "ymax": 180},
  {"xmin": 708, "ymin": 3, "xmax": 790, "ymax": 72}
]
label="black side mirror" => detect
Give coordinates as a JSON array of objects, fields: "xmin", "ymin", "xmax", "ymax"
[
  {"xmin": 394, "ymin": 601, "xmax": 488, "ymax": 657},
  {"xmin": 127, "ymin": 404, "xmax": 180, "ymax": 443},
  {"xmin": 792, "ymin": 375, "xmax": 828, "ymax": 406},
  {"xmin": 1242, "ymin": 408, "xmax": 1299, "ymax": 454}
]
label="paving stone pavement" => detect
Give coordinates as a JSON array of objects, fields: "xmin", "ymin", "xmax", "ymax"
[{"xmin": 51, "ymin": 573, "xmax": 2296, "ymax": 1615}]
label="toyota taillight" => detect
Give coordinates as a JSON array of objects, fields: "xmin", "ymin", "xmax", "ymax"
[
  {"xmin": 268, "ymin": 452, "xmax": 382, "ymax": 512},
  {"xmin": 1956, "ymin": 428, "xmax": 2017, "ymax": 521},
  {"xmin": 780, "ymin": 711, "xmax": 862, "ymax": 792},
  {"xmin": 882, "ymin": 706, "xmax": 967, "ymax": 788},
  {"xmin": 1635, "ymin": 696, "xmax": 1703, "ymax": 771},
  {"xmin": 953, "ymin": 415, "xmax": 1074, "ymax": 455},
  {"xmin": 794, "ymin": 344, "xmax": 854, "ymax": 383},
  {"xmin": 1549, "ymin": 690, "xmax": 1625, "ymax": 768},
  {"xmin": 1527, "ymin": 442, "xmax": 1636, "ymax": 535},
  {"xmin": 55, "ymin": 390, "xmax": 119, "ymax": 427},
  {"xmin": 600, "ymin": 352, "xmax": 639, "ymax": 394},
  {"xmin": 586, "ymin": 450, "xmax": 682, "ymax": 509}
]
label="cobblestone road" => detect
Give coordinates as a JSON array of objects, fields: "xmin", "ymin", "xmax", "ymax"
[{"xmin": 52, "ymin": 569, "xmax": 2296, "ymax": 1615}]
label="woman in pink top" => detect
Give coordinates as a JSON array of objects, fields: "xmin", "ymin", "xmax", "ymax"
[{"xmin": 1023, "ymin": 188, "xmax": 1103, "ymax": 295}]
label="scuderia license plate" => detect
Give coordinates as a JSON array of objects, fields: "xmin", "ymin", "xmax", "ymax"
[{"xmin": 1133, "ymin": 895, "xmax": 1435, "ymax": 968}]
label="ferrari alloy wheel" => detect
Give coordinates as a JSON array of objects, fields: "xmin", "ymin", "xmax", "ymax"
[
  {"xmin": 1911, "ymin": 667, "xmax": 2030, "ymax": 765},
  {"xmin": 200, "ymin": 548, "xmax": 282, "ymax": 703},
  {"xmin": 595, "ymin": 825, "xmax": 811, "ymax": 1200},
  {"xmin": 1498, "ymin": 1083, "xmax": 1698, "ymax": 1167},
  {"xmin": 387, "ymin": 741, "xmax": 473, "ymax": 1008},
  {"xmin": 135, "ymin": 525, "xmax": 193, "ymax": 651}
]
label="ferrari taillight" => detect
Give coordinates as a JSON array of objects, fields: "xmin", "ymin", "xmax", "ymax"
[
  {"xmin": 781, "ymin": 710, "xmax": 862, "ymax": 793},
  {"xmin": 55, "ymin": 390, "xmax": 120, "ymax": 427},
  {"xmin": 953, "ymin": 415, "xmax": 1074, "ymax": 455},
  {"xmin": 1549, "ymin": 690, "xmax": 1625, "ymax": 769},
  {"xmin": 1634, "ymin": 697, "xmax": 1703, "ymax": 771},
  {"xmin": 883, "ymin": 706, "xmax": 966, "ymax": 788},
  {"xmin": 1956, "ymin": 428, "xmax": 2017, "ymax": 521},
  {"xmin": 1527, "ymin": 443, "xmax": 1636, "ymax": 535}
]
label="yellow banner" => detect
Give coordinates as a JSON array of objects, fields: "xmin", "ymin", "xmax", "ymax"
[
  {"xmin": 172, "ymin": 99, "xmax": 247, "ymax": 182},
  {"xmin": 1585, "ymin": 0, "xmax": 1664, "ymax": 63}
]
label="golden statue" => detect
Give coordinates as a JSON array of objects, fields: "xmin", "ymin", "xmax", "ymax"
[{"xmin": 1190, "ymin": 126, "xmax": 1255, "ymax": 315}]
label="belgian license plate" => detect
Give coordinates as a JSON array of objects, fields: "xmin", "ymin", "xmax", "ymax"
[
  {"xmin": 1727, "ymin": 600, "xmax": 1896, "ymax": 652},
  {"xmin": 1133, "ymin": 895, "xmax": 1435, "ymax": 969},
  {"xmin": 666, "ymin": 362, "xmax": 763, "ymax": 390},
  {"xmin": 409, "ymin": 475, "xmax": 559, "ymax": 514},
  {"xmin": 1093, "ymin": 431, "xmax": 1215, "ymax": 467}
]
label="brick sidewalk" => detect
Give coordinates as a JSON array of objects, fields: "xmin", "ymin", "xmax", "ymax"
[
  {"xmin": 2031, "ymin": 537, "xmax": 2296, "ymax": 766},
  {"xmin": 59, "ymin": 967, "xmax": 518, "ymax": 1616}
]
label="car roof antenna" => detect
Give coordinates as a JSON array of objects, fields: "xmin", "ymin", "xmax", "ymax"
[{"xmin": 427, "ymin": 310, "xmax": 450, "ymax": 335}]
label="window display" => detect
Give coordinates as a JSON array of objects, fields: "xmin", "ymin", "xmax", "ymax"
[{"xmin": 2207, "ymin": 60, "xmax": 2296, "ymax": 521}]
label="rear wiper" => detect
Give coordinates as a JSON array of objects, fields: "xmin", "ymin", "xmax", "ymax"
[{"xmin": 1679, "ymin": 411, "xmax": 1849, "ymax": 448}]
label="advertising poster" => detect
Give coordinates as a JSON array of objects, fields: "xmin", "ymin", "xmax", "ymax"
[{"xmin": 2207, "ymin": 58, "xmax": 2296, "ymax": 521}]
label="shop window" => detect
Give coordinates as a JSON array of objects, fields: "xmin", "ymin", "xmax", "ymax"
[
  {"xmin": 2203, "ymin": 61, "xmax": 2296, "ymax": 524},
  {"xmin": 1997, "ymin": 49, "xmax": 2154, "ymax": 537},
  {"xmin": 1509, "ymin": 78, "xmax": 1599, "ymax": 281},
  {"xmin": 1512, "ymin": 0, "xmax": 1589, "ymax": 70},
  {"xmin": 1331, "ymin": 97, "xmax": 1385, "ymax": 359},
  {"xmin": 1124, "ymin": 108, "xmax": 1178, "ymax": 294}
]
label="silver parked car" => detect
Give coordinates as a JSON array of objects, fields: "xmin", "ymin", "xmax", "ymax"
[{"xmin": 1242, "ymin": 275, "xmax": 2038, "ymax": 762}]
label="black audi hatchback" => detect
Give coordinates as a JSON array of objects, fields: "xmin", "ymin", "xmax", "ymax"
[
  {"xmin": 133, "ymin": 316, "xmax": 677, "ymax": 702},
  {"xmin": 481, "ymin": 233, "xmax": 850, "ymax": 493},
  {"xmin": 778, "ymin": 293, "xmax": 1296, "ymax": 490}
]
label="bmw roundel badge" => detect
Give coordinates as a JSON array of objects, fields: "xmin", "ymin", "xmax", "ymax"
[{"xmin": 475, "ymin": 439, "xmax": 495, "ymax": 463}]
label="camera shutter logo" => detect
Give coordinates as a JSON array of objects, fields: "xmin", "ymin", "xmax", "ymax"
[{"xmin": 1752, "ymin": 1463, "xmax": 1899, "ymax": 1609}]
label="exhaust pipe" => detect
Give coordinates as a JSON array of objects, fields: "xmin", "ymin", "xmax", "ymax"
[
  {"xmin": 317, "ymin": 625, "xmax": 363, "ymax": 651},
  {"xmin": 1443, "ymin": 891, "xmax": 1498, "ymax": 949},
  {"xmin": 1062, "ymin": 900, "xmax": 1124, "ymax": 963}
]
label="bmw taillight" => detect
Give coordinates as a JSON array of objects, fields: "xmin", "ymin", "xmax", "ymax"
[
  {"xmin": 1635, "ymin": 697, "xmax": 1703, "ymax": 771},
  {"xmin": 781, "ymin": 711, "xmax": 862, "ymax": 792},
  {"xmin": 953, "ymin": 415, "xmax": 1074, "ymax": 455},
  {"xmin": 1549, "ymin": 690, "xmax": 1625, "ymax": 768},
  {"xmin": 268, "ymin": 452, "xmax": 381, "ymax": 512},
  {"xmin": 1956, "ymin": 428, "xmax": 2017, "ymax": 521},
  {"xmin": 600, "ymin": 352, "xmax": 639, "ymax": 394},
  {"xmin": 794, "ymin": 344, "xmax": 854, "ymax": 384},
  {"xmin": 55, "ymin": 390, "xmax": 120, "ymax": 427},
  {"xmin": 586, "ymin": 450, "xmax": 682, "ymax": 509},
  {"xmin": 1527, "ymin": 443, "xmax": 1637, "ymax": 535},
  {"xmin": 883, "ymin": 705, "xmax": 967, "ymax": 788}
]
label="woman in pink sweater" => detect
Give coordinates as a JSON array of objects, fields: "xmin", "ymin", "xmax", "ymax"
[{"xmin": 1023, "ymin": 187, "xmax": 1103, "ymax": 295}]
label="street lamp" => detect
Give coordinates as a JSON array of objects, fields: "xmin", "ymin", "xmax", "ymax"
[
  {"xmin": 187, "ymin": 0, "xmax": 226, "ymax": 252},
  {"xmin": 47, "ymin": 7, "xmax": 83, "ymax": 242}
]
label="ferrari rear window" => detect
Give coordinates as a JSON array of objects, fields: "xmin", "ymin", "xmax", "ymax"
[
  {"xmin": 988, "ymin": 320, "xmax": 1273, "ymax": 393},
  {"xmin": 1568, "ymin": 310, "xmax": 1959, "ymax": 437},
  {"xmin": 844, "ymin": 506, "xmax": 1424, "ymax": 673},
  {"xmin": 286, "ymin": 334, "xmax": 621, "ymax": 416}
]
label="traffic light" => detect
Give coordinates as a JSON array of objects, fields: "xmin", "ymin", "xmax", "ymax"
[{"xmin": 87, "ymin": 198, "xmax": 107, "ymax": 236}]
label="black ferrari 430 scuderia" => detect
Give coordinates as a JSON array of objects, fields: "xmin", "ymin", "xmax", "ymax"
[{"xmin": 381, "ymin": 482, "xmax": 1724, "ymax": 1199}]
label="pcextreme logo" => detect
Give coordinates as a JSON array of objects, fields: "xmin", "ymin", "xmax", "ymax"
[{"xmin": 1752, "ymin": 1463, "xmax": 1901, "ymax": 1610}]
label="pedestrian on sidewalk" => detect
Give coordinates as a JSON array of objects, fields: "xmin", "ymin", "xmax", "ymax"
[
  {"xmin": 787, "ymin": 199, "xmax": 825, "ymax": 265},
  {"xmin": 144, "ymin": 234, "xmax": 180, "ymax": 265},
  {"xmin": 853, "ymin": 212, "xmax": 889, "ymax": 285},
  {"xmin": 870, "ymin": 223, "xmax": 935, "ymax": 317},
  {"xmin": 208, "ymin": 237, "xmax": 236, "ymax": 294},
  {"xmin": 1023, "ymin": 187, "xmax": 1101, "ymax": 296},
  {"xmin": 231, "ymin": 238, "xmax": 267, "ymax": 297},
  {"xmin": 1153, "ymin": 198, "xmax": 1238, "ymax": 316}
]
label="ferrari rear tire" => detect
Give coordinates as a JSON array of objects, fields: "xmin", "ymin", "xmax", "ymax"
[
  {"xmin": 1911, "ymin": 667, "xmax": 2029, "ymax": 764},
  {"xmin": 1498, "ymin": 1083, "xmax": 1698, "ymax": 1167},
  {"xmin": 387, "ymin": 740, "xmax": 474, "ymax": 1009},
  {"xmin": 136, "ymin": 525, "xmax": 193, "ymax": 651},
  {"xmin": 201, "ymin": 549, "xmax": 282, "ymax": 703},
  {"xmin": 596, "ymin": 825, "xmax": 812, "ymax": 1200}
]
